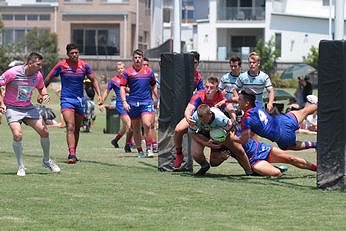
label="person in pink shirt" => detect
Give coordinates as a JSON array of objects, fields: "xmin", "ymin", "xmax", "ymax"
[{"xmin": 0, "ymin": 52, "xmax": 61, "ymax": 176}]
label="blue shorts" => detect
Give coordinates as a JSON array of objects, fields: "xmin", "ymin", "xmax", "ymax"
[
  {"xmin": 61, "ymin": 97, "xmax": 85, "ymax": 115},
  {"xmin": 128, "ymin": 101, "xmax": 155, "ymax": 119},
  {"xmin": 276, "ymin": 113, "xmax": 299, "ymax": 150},
  {"xmin": 248, "ymin": 142, "xmax": 272, "ymax": 167},
  {"xmin": 115, "ymin": 101, "xmax": 128, "ymax": 116}
]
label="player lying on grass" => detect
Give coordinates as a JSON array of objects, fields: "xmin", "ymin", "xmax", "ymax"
[
  {"xmin": 188, "ymin": 104, "xmax": 252, "ymax": 176},
  {"xmin": 195, "ymin": 104, "xmax": 317, "ymax": 177},
  {"xmin": 234, "ymin": 125, "xmax": 317, "ymax": 176}
]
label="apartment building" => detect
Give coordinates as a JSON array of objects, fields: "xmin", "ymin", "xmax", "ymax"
[
  {"xmin": 197, "ymin": 0, "xmax": 344, "ymax": 63},
  {"xmin": 0, "ymin": 0, "xmax": 151, "ymax": 58}
]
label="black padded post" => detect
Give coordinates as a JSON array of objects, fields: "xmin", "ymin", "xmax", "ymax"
[
  {"xmin": 317, "ymin": 40, "xmax": 346, "ymax": 190},
  {"xmin": 158, "ymin": 53, "xmax": 195, "ymax": 172}
]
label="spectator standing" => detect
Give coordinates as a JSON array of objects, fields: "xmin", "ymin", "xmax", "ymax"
[
  {"xmin": 218, "ymin": 56, "xmax": 242, "ymax": 101},
  {"xmin": 232, "ymin": 52, "xmax": 275, "ymax": 112},
  {"xmin": 302, "ymin": 76, "xmax": 313, "ymax": 104}
]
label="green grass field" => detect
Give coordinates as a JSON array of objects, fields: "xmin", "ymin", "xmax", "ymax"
[{"xmin": 0, "ymin": 88, "xmax": 345, "ymax": 231}]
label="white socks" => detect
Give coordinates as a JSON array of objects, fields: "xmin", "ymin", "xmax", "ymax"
[
  {"xmin": 13, "ymin": 140, "xmax": 24, "ymax": 168},
  {"xmin": 40, "ymin": 137, "xmax": 50, "ymax": 162}
]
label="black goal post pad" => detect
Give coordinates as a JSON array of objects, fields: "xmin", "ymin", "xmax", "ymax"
[{"xmin": 317, "ymin": 40, "xmax": 346, "ymax": 190}]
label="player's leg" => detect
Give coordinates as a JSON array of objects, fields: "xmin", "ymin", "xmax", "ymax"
[
  {"xmin": 190, "ymin": 138, "xmax": 210, "ymax": 176},
  {"xmin": 223, "ymin": 132, "xmax": 252, "ymax": 175},
  {"xmin": 131, "ymin": 118, "xmax": 144, "ymax": 157},
  {"xmin": 141, "ymin": 112, "xmax": 155, "ymax": 157},
  {"xmin": 120, "ymin": 114, "xmax": 133, "ymax": 152},
  {"xmin": 150, "ymin": 112, "xmax": 158, "ymax": 153},
  {"xmin": 288, "ymin": 140, "xmax": 317, "ymax": 150},
  {"xmin": 8, "ymin": 122, "xmax": 25, "ymax": 176},
  {"xmin": 110, "ymin": 114, "xmax": 127, "ymax": 149},
  {"xmin": 173, "ymin": 118, "xmax": 189, "ymax": 168},
  {"xmin": 25, "ymin": 118, "xmax": 60, "ymax": 173},
  {"xmin": 62, "ymin": 109, "xmax": 79, "ymax": 163},
  {"xmin": 252, "ymin": 160, "xmax": 283, "ymax": 176},
  {"xmin": 269, "ymin": 146, "xmax": 317, "ymax": 171},
  {"xmin": 291, "ymin": 103, "xmax": 317, "ymax": 124},
  {"xmin": 209, "ymin": 148, "xmax": 230, "ymax": 167}
]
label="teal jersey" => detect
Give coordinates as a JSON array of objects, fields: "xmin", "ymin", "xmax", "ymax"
[
  {"xmin": 218, "ymin": 72, "xmax": 239, "ymax": 99},
  {"xmin": 188, "ymin": 107, "xmax": 232, "ymax": 134},
  {"xmin": 234, "ymin": 71, "xmax": 273, "ymax": 104}
]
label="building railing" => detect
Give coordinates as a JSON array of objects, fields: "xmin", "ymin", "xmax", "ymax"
[{"xmin": 217, "ymin": 7, "xmax": 265, "ymax": 21}]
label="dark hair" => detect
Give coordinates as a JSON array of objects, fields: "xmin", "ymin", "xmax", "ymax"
[
  {"xmin": 66, "ymin": 43, "xmax": 79, "ymax": 54},
  {"xmin": 240, "ymin": 88, "xmax": 256, "ymax": 105},
  {"xmin": 26, "ymin": 52, "xmax": 43, "ymax": 64},
  {"xmin": 229, "ymin": 55, "xmax": 241, "ymax": 66},
  {"xmin": 143, "ymin": 57, "xmax": 149, "ymax": 62},
  {"xmin": 191, "ymin": 51, "xmax": 200, "ymax": 62},
  {"xmin": 133, "ymin": 48, "xmax": 144, "ymax": 57}
]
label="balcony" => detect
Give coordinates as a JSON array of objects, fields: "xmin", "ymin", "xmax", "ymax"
[{"xmin": 217, "ymin": 7, "xmax": 265, "ymax": 21}]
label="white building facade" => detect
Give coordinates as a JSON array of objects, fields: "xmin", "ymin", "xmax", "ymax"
[{"xmin": 196, "ymin": 0, "xmax": 345, "ymax": 63}]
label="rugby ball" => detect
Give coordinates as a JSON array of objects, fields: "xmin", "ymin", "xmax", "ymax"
[{"xmin": 210, "ymin": 127, "xmax": 228, "ymax": 142}]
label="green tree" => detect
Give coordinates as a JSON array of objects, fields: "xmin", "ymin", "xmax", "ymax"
[
  {"xmin": 303, "ymin": 46, "xmax": 318, "ymax": 69},
  {"xmin": 25, "ymin": 27, "xmax": 59, "ymax": 75},
  {"xmin": 255, "ymin": 37, "xmax": 280, "ymax": 75}
]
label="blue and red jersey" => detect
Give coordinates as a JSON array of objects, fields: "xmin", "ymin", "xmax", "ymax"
[
  {"xmin": 120, "ymin": 65, "xmax": 156, "ymax": 103},
  {"xmin": 107, "ymin": 75, "xmax": 122, "ymax": 104},
  {"xmin": 189, "ymin": 89, "xmax": 225, "ymax": 109},
  {"xmin": 241, "ymin": 102, "xmax": 280, "ymax": 142},
  {"xmin": 194, "ymin": 70, "xmax": 204, "ymax": 91},
  {"xmin": 49, "ymin": 59, "xmax": 93, "ymax": 99}
]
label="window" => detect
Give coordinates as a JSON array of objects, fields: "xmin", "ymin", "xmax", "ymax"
[
  {"xmin": 71, "ymin": 26, "xmax": 120, "ymax": 55},
  {"xmin": 322, "ymin": 0, "xmax": 333, "ymax": 6},
  {"xmin": 39, "ymin": 14, "xmax": 51, "ymax": 20},
  {"xmin": 27, "ymin": 15, "xmax": 39, "ymax": 21},
  {"xmin": 163, "ymin": 8, "xmax": 171, "ymax": 23},
  {"xmin": 2, "ymin": 28, "xmax": 32, "ymax": 52},
  {"xmin": 2, "ymin": 14, "xmax": 13, "ymax": 20},
  {"xmin": 14, "ymin": 15, "xmax": 26, "ymax": 20},
  {"xmin": 275, "ymin": 33, "xmax": 282, "ymax": 57},
  {"xmin": 64, "ymin": 0, "xmax": 92, "ymax": 3}
]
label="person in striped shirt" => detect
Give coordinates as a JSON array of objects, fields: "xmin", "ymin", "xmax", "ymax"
[{"xmin": 232, "ymin": 52, "xmax": 275, "ymax": 112}]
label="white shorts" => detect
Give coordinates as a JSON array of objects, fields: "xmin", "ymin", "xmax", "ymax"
[{"xmin": 5, "ymin": 105, "xmax": 41, "ymax": 124}]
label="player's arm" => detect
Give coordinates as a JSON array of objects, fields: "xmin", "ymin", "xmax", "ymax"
[
  {"xmin": 0, "ymin": 88, "xmax": 5, "ymax": 114},
  {"xmin": 44, "ymin": 71, "xmax": 54, "ymax": 87},
  {"xmin": 235, "ymin": 128, "xmax": 251, "ymax": 144},
  {"xmin": 150, "ymin": 81, "xmax": 158, "ymax": 102},
  {"xmin": 99, "ymin": 88, "xmax": 111, "ymax": 112},
  {"xmin": 120, "ymin": 85, "xmax": 130, "ymax": 111},
  {"xmin": 184, "ymin": 103, "xmax": 196, "ymax": 125},
  {"xmin": 191, "ymin": 132, "xmax": 221, "ymax": 149},
  {"xmin": 230, "ymin": 88, "xmax": 239, "ymax": 103},
  {"xmin": 266, "ymin": 87, "xmax": 275, "ymax": 112},
  {"xmin": 37, "ymin": 86, "xmax": 51, "ymax": 104}
]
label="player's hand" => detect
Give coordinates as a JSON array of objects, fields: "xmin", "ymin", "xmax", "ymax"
[
  {"xmin": 266, "ymin": 102, "xmax": 273, "ymax": 112},
  {"xmin": 97, "ymin": 96, "xmax": 103, "ymax": 105},
  {"xmin": 99, "ymin": 104, "xmax": 105, "ymax": 112},
  {"xmin": 123, "ymin": 101, "xmax": 130, "ymax": 111},
  {"xmin": 185, "ymin": 116, "xmax": 196, "ymax": 126},
  {"xmin": 0, "ymin": 105, "xmax": 6, "ymax": 114},
  {"xmin": 37, "ymin": 94, "xmax": 50, "ymax": 104}
]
